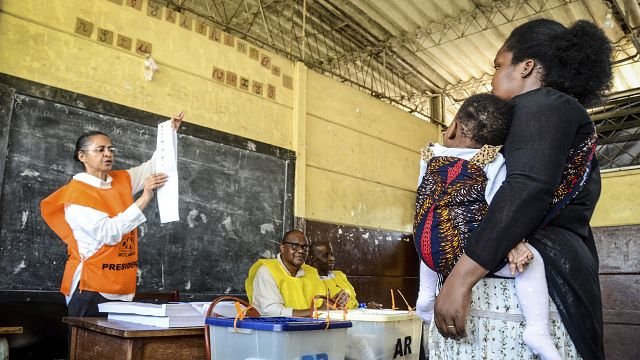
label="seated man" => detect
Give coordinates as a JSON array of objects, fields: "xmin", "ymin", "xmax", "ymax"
[
  {"xmin": 245, "ymin": 230, "xmax": 326, "ymax": 317},
  {"xmin": 308, "ymin": 241, "xmax": 383, "ymax": 309}
]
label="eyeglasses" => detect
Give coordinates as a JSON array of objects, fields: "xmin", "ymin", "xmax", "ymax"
[
  {"xmin": 82, "ymin": 146, "xmax": 117, "ymax": 154},
  {"xmin": 282, "ymin": 241, "xmax": 309, "ymax": 252}
]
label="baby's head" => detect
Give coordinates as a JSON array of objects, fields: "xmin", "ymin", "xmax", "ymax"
[{"xmin": 444, "ymin": 94, "xmax": 512, "ymax": 148}]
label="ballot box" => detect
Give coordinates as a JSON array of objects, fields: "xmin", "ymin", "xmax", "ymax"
[
  {"xmin": 317, "ymin": 309, "xmax": 422, "ymax": 360},
  {"xmin": 206, "ymin": 316, "xmax": 352, "ymax": 360}
]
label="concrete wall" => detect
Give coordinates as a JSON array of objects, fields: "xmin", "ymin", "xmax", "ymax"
[
  {"xmin": 0, "ymin": 0, "xmax": 437, "ymax": 234},
  {"xmin": 592, "ymin": 167, "xmax": 640, "ymax": 226},
  {"xmin": 591, "ymin": 167, "xmax": 640, "ymax": 359},
  {"xmin": 302, "ymin": 70, "xmax": 437, "ymax": 231}
]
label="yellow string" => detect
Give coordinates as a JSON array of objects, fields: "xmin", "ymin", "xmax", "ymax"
[
  {"xmin": 233, "ymin": 302, "xmax": 255, "ymax": 332},
  {"xmin": 390, "ymin": 288, "xmax": 397, "ymax": 310},
  {"xmin": 324, "ymin": 288, "xmax": 331, "ymax": 330},
  {"xmin": 396, "ymin": 289, "xmax": 414, "ymax": 311}
]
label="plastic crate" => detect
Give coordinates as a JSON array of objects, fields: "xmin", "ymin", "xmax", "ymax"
[
  {"xmin": 206, "ymin": 316, "xmax": 352, "ymax": 360},
  {"xmin": 317, "ymin": 309, "xmax": 423, "ymax": 360}
]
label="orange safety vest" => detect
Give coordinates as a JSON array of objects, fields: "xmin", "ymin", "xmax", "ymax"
[{"xmin": 40, "ymin": 171, "xmax": 138, "ymax": 296}]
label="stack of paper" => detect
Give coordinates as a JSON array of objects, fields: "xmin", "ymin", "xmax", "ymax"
[{"xmin": 99, "ymin": 302, "xmax": 209, "ymax": 328}]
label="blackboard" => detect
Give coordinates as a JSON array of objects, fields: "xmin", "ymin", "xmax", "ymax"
[{"xmin": 0, "ymin": 76, "xmax": 294, "ymax": 299}]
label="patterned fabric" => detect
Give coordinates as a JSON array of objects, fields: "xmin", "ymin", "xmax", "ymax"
[
  {"xmin": 429, "ymin": 278, "xmax": 582, "ymax": 360},
  {"xmin": 413, "ymin": 145, "xmax": 500, "ymax": 277},
  {"xmin": 469, "ymin": 145, "xmax": 503, "ymax": 168},
  {"xmin": 540, "ymin": 129, "xmax": 598, "ymax": 228},
  {"xmin": 414, "ymin": 128, "xmax": 596, "ymax": 278}
]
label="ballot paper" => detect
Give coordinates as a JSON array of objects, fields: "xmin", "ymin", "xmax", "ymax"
[
  {"xmin": 99, "ymin": 302, "xmax": 206, "ymax": 328},
  {"xmin": 156, "ymin": 120, "xmax": 179, "ymax": 223},
  {"xmin": 107, "ymin": 313, "xmax": 204, "ymax": 328},
  {"xmin": 99, "ymin": 301, "xmax": 201, "ymax": 316}
]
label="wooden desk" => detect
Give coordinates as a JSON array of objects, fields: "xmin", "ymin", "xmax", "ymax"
[
  {"xmin": 64, "ymin": 317, "xmax": 206, "ymax": 360},
  {"xmin": 0, "ymin": 327, "xmax": 23, "ymax": 335}
]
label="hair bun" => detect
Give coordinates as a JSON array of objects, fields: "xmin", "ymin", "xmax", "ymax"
[{"xmin": 546, "ymin": 20, "xmax": 612, "ymax": 107}]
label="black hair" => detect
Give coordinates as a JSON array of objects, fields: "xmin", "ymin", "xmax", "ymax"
[
  {"xmin": 309, "ymin": 240, "xmax": 331, "ymax": 256},
  {"xmin": 73, "ymin": 131, "xmax": 109, "ymax": 161},
  {"xmin": 503, "ymin": 18, "xmax": 612, "ymax": 107},
  {"xmin": 455, "ymin": 93, "xmax": 512, "ymax": 146}
]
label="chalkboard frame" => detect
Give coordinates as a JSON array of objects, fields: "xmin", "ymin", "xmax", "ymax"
[{"xmin": 0, "ymin": 73, "xmax": 295, "ymax": 300}]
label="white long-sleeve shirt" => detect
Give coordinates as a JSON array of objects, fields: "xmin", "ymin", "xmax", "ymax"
[
  {"xmin": 63, "ymin": 155, "xmax": 157, "ymax": 304},
  {"xmin": 251, "ymin": 254, "xmax": 305, "ymax": 317}
]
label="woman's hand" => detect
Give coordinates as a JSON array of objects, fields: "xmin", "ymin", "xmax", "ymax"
[
  {"xmin": 434, "ymin": 279, "xmax": 471, "ymax": 340},
  {"xmin": 171, "ymin": 111, "xmax": 184, "ymax": 131},
  {"xmin": 135, "ymin": 173, "xmax": 168, "ymax": 211},
  {"xmin": 434, "ymin": 254, "xmax": 488, "ymax": 340}
]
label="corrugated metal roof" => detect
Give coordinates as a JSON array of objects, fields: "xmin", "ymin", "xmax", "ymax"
[
  {"xmin": 337, "ymin": 0, "xmax": 640, "ymax": 121},
  {"xmin": 185, "ymin": 0, "xmax": 640, "ymax": 123}
]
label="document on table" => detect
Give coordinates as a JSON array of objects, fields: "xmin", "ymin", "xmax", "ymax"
[{"xmin": 156, "ymin": 120, "xmax": 179, "ymax": 223}]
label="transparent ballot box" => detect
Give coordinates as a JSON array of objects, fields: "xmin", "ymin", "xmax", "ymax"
[
  {"xmin": 206, "ymin": 316, "xmax": 352, "ymax": 360},
  {"xmin": 317, "ymin": 309, "xmax": 422, "ymax": 360}
]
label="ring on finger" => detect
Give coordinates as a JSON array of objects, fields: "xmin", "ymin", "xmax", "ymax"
[{"xmin": 446, "ymin": 325, "xmax": 455, "ymax": 328}]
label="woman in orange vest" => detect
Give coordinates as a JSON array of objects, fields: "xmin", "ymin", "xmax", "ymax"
[{"xmin": 40, "ymin": 112, "xmax": 183, "ymax": 317}]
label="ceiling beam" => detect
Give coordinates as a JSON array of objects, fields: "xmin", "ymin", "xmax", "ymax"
[{"xmin": 323, "ymin": 0, "xmax": 579, "ymax": 64}]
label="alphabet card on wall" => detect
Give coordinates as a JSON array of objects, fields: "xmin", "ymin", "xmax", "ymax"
[
  {"xmin": 224, "ymin": 33, "xmax": 235, "ymax": 47},
  {"xmin": 135, "ymin": 39, "xmax": 152, "ymax": 55},
  {"xmin": 267, "ymin": 84, "xmax": 276, "ymax": 100},
  {"xmin": 147, "ymin": 0, "xmax": 163, "ymax": 20},
  {"xmin": 239, "ymin": 77, "xmax": 250, "ymax": 91},
  {"xmin": 97, "ymin": 28, "xmax": 114, "ymax": 45},
  {"xmin": 260, "ymin": 54, "xmax": 271, "ymax": 69},
  {"xmin": 196, "ymin": 19, "xmax": 208, "ymax": 36},
  {"xmin": 74, "ymin": 18, "xmax": 93, "ymax": 37},
  {"xmin": 209, "ymin": 27, "xmax": 222, "ymax": 42},
  {"xmin": 249, "ymin": 47, "xmax": 260, "ymax": 61},
  {"xmin": 117, "ymin": 34, "xmax": 132, "ymax": 50},
  {"xmin": 212, "ymin": 67, "xmax": 225, "ymax": 83},
  {"xmin": 126, "ymin": 0, "xmax": 143, "ymax": 11},
  {"xmin": 226, "ymin": 72, "xmax": 238, "ymax": 87},
  {"xmin": 166, "ymin": 8, "xmax": 178, "ymax": 23},
  {"xmin": 252, "ymin": 81, "xmax": 264, "ymax": 96},
  {"xmin": 237, "ymin": 41, "xmax": 248, "ymax": 54},
  {"xmin": 179, "ymin": 13, "xmax": 193, "ymax": 30}
]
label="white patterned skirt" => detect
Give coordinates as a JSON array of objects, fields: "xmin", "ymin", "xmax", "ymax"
[{"xmin": 428, "ymin": 278, "xmax": 582, "ymax": 359}]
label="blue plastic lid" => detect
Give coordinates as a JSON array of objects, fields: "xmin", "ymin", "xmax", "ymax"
[{"xmin": 205, "ymin": 316, "xmax": 352, "ymax": 331}]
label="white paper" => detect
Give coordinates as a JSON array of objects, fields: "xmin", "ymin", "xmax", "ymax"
[
  {"xmin": 156, "ymin": 120, "xmax": 179, "ymax": 223},
  {"xmin": 99, "ymin": 301, "xmax": 200, "ymax": 316},
  {"xmin": 107, "ymin": 313, "xmax": 205, "ymax": 328}
]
